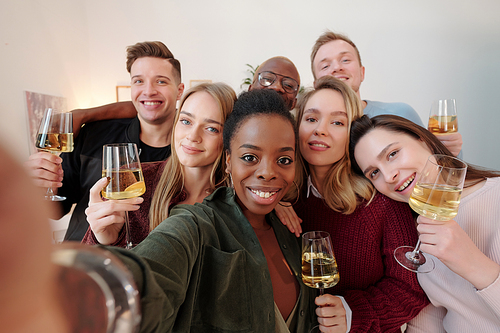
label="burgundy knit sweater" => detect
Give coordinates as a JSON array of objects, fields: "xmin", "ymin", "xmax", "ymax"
[{"xmin": 294, "ymin": 192, "xmax": 429, "ymax": 333}]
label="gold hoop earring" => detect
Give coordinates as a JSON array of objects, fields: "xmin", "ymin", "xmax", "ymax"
[
  {"xmin": 228, "ymin": 173, "xmax": 235, "ymax": 196},
  {"xmin": 279, "ymin": 181, "xmax": 300, "ymax": 207}
]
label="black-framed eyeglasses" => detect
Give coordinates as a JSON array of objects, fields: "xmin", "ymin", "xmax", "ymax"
[{"xmin": 258, "ymin": 71, "xmax": 299, "ymax": 94}]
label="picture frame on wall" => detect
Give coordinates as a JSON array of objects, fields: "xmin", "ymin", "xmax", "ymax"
[
  {"xmin": 24, "ymin": 91, "xmax": 67, "ymax": 155},
  {"xmin": 189, "ymin": 80, "xmax": 212, "ymax": 88},
  {"xmin": 116, "ymin": 85, "xmax": 131, "ymax": 102}
]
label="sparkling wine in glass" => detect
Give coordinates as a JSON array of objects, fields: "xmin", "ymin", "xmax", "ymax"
[
  {"xmin": 394, "ymin": 154, "xmax": 467, "ymax": 273},
  {"xmin": 35, "ymin": 108, "xmax": 73, "ymax": 201},
  {"xmin": 102, "ymin": 143, "xmax": 145, "ymax": 249},
  {"xmin": 428, "ymin": 99, "xmax": 458, "ymax": 134},
  {"xmin": 302, "ymin": 231, "xmax": 339, "ymax": 332}
]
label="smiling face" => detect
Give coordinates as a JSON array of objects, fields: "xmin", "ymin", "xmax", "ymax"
[
  {"xmin": 298, "ymin": 89, "xmax": 348, "ymax": 174},
  {"xmin": 226, "ymin": 115, "xmax": 296, "ymax": 221},
  {"xmin": 130, "ymin": 56, "xmax": 184, "ymax": 126},
  {"xmin": 249, "ymin": 57, "xmax": 300, "ymax": 110},
  {"xmin": 312, "ymin": 40, "xmax": 365, "ymax": 94},
  {"xmin": 174, "ymin": 91, "xmax": 223, "ymax": 169},
  {"xmin": 354, "ymin": 128, "xmax": 433, "ymax": 202}
]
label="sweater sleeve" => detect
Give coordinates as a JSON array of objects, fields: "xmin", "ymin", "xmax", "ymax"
[
  {"xmin": 105, "ymin": 209, "xmax": 202, "ymax": 333},
  {"xmin": 81, "ymin": 226, "xmax": 127, "ymax": 247},
  {"xmin": 477, "ymin": 264, "xmax": 500, "ymax": 320},
  {"xmin": 80, "ymin": 160, "xmax": 166, "ymax": 247},
  {"xmin": 343, "ymin": 195, "xmax": 429, "ymax": 332},
  {"xmin": 405, "ymin": 304, "xmax": 446, "ymax": 333}
]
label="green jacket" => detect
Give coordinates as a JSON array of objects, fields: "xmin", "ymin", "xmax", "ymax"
[{"xmin": 109, "ymin": 187, "xmax": 316, "ymax": 332}]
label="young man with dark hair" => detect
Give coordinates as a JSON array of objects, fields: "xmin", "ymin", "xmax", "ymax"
[{"xmin": 25, "ymin": 41, "xmax": 184, "ymax": 241}]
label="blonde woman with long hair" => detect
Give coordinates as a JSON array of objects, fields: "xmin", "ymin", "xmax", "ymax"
[
  {"xmin": 83, "ymin": 82, "xmax": 236, "ymax": 246},
  {"xmin": 278, "ymin": 76, "xmax": 429, "ymax": 332}
]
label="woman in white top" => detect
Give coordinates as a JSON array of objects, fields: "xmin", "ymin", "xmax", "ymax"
[{"xmin": 349, "ymin": 114, "xmax": 500, "ymax": 332}]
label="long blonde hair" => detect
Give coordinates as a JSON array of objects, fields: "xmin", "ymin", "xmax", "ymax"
[
  {"xmin": 148, "ymin": 82, "xmax": 236, "ymax": 230},
  {"xmin": 295, "ymin": 76, "xmax": 374, "ymax": 214}
]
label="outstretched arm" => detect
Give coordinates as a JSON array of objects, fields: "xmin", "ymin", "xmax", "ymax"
[
  {"xmin": 72, "ymin": 101, "xmax": 136, "ymax": 137},
  {"xmin": 1, "ymin": 145, "xmax": 68, "ymax": 332}
]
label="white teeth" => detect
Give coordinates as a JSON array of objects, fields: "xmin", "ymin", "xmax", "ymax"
[
  {"xmin": 311, "ymin": 143, "xmax": 328, "ymax": 148},
  {"xmin": 397, "ymin": 175, "xmax": 415, "ymax": 191},
  {"xmin": 251, "ymin": 189, "xmax": 277, "ymax": 198},
  {"xmin": 143, "ymin": 101, "xmax": 161, "ymax": 106}
]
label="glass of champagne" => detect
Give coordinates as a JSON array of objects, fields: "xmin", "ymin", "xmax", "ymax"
[
  {"xmin": 302, "ymin": 231, "xmax": 339, "ymax": 333},
  {"xmin": 35, "ymin": 108, "xmax": 74, "ymax": 201},
  {"xmin": 394, "ymin": 154, "xmax": 467, "ymax": 273},
  {"xmin": 102, "ymin": 143, "xmax": 145, "ymax": 249},
  {"xmin": 428, "ymin": 99, "xmax": 458, "ymax": 134}
]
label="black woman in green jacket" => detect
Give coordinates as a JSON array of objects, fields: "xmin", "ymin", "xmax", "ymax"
[{"xmin": 95, "ymin": 89, "xmax": 341, "ymax": 332}]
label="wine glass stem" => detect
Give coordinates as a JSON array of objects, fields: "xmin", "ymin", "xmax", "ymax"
[
  {"xmin": 412, "ymin": 239, "xmax": 422, "ymax": 255},
  {"xmin": 46, "ymin": 186, "xmax": 55, "ymax": 197},
  {"xmin": 124, "ymin": 211, "xmax": 132, "ymax": 250}
]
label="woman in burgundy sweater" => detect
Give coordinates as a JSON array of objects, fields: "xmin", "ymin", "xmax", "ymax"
[{"xmin": 287, "ymin": 77, "xmax": 429, "ymax": 332}]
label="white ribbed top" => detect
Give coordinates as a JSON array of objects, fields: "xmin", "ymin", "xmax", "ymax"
[{"xmin": 407, "ymin": 177, "xmax": 500, "ymax": 332}]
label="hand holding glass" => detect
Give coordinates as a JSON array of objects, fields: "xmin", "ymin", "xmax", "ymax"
[
  {"xmin": 101, "ymin": 143, "xmax": 145, "ymax": 249},
  {"xmin": 394, "ymin": 154, "xmax": 467, "ymax": 273},
  {"xmin": 302, "ymin": 231, "xmax": 339, "ymax": 332},
  {"xmin": 428, "ymin": 99, "xmax": 458, "ymax": 134},
  {"xmin": 35, "ymin": 108, "xmax": 74, "ymax": 201}
]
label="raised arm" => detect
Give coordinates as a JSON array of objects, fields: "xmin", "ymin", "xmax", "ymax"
[
  {"xmin": 1, "ymin": 145, "xmax": 67, "ymax": 332},
  {"xmin": 433, "ymin": 132, "xmax": 463, "ymax": 157},
  {"xmin": 104, "ymin": 210, "xmax": 203, "ymax": 332},
  {"xmin": 71, "ymin": 101, "xmax": 136, "ymax": 137}
]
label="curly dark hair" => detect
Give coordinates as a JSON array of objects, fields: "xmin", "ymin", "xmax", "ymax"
[{"xmin": 223, "ymin": 89, "xmax": 296, "ymax": 152}]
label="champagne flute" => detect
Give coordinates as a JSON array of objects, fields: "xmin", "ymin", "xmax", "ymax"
[
  {"xmin": 394, "ymin": 154, "xmax": 467, "ymax": 273},
  {"xmin": 302, "ymin": 231, "xmax": 339, "ymax": 333},
  {"xmin": 52, "ymin": 242, "xmax": 141, "ymax": 332},
  {"xmin": 102, "ymin": 143, "xmax": 145, "ymax": 249},
  {"xmin": 428, "ymin": 99, "xmax": 458, "ymax": 134},
  {"xmin": 35, "ymin": 108, "xmax": 74, "ymax": 201}
]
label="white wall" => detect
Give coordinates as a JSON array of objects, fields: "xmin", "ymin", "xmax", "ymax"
[
  {"xmin": 0, "ymin": 0, "xmax": 90, "ymax": 161},
  {"xmin": 2, "ymin": 0, "xmax": 500, "ymax": 169}
]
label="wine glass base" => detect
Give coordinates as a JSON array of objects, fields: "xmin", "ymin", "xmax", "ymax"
[
  {"xmin": 394, "ymin": 246, "xmax": 435, "ymax": 273},
  {"xmin": 45, "ymin": 195, "xmax": 67, "ymax": 201},
  {"xmin": 308, "ymin": 324, "xmax": 321, "ymax": 333}
]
